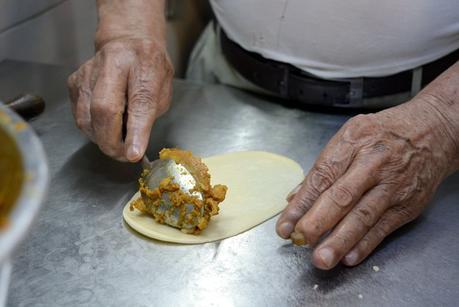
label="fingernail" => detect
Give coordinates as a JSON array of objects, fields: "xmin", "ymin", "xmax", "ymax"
[
  {"xmin": 286, "ymin": 183, "xmax": 302, "ymax": 201},
  {"xmin": 290, "ymin": 231, "xmax": 306, "ymax": 245},
  {"xmin": 317, "ymin": 247, "xmax": 335, "ymax": 268},
  {"xmin": 278, "ymin": 222, "xmax": 294, "ymax": 239},
  {"xmin": 343, "ymin": 251, "xmax": 358, "ymax": 266},
  {"xmin": 127, "ymin": 145, "xmax": 141, "ymax": 162}
]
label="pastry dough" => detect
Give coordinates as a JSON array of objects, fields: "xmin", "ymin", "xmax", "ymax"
[{"xmin": 123, "ymin": 151, "xmax": 304, "ymax": 244}]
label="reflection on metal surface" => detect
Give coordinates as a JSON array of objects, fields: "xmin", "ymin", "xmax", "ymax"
[{"xmin": 0, "ymin": 261, "xmax": 11, "ymax": 307}]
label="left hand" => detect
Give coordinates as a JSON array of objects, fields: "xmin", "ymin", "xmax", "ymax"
[{"xmin": 276, "ymin": 97, "xmax": 458, "ymax": 269}]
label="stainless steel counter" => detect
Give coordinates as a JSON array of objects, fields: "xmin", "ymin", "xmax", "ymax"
[{"xmin": 3, "ymin": 60, "xmax": 459, "ymax": 307}]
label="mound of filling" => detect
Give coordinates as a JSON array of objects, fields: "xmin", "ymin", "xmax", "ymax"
[{"xmin": 130, "ymin": 148, "xmax": 227, "ymax": 234}]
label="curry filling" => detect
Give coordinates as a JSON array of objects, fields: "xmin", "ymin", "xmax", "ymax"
[
  {"xmin": 0, "ymin": 126, "xmax": 24, "ymax": 230},
  {"xmin": 130, "ymin": 148, "xmax": 227, "ymax": 234}
]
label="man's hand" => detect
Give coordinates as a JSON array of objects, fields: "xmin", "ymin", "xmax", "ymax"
[
  {"xmin": 67, "ymin": 0, "xmax": 171, "ymax": 162},
  {"xmin": 67, "ymin": 37, "xmax": 172, "ymax": 161},
  {"xmin": 276, "ymin": 62, "xmax": 459, "ymax": 269}
]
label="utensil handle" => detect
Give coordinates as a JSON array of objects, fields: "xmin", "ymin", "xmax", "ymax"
[
  {"xmin": 0, "ymin": 260, "xmax": 11, "ymax": 307},
  {"xmin": 5, "ymin": 94, "xmax": 45, "ymax": 119}
]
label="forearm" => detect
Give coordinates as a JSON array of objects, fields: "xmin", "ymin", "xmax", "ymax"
[
  {"xmin": 410, "ymin": 61, "xmax": 459, "ymax": 172},
  {"xmin": 95, "ymin": 0, "xmax": 166, "ymax": 49}
]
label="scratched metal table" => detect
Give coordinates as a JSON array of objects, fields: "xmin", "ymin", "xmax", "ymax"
[{"xmin": 3, "ymin": 60, "xmax": 459, "ymax": 307}]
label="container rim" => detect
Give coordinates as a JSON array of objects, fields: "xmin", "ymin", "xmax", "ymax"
[{"xmin": 0, "ymin": 102, "xmax": 49, "ymax": 264}]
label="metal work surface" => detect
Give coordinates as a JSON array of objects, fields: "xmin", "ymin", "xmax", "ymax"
[{"xmin": 4, "ymin": 60, "xmax": 459, "ymax": 306}]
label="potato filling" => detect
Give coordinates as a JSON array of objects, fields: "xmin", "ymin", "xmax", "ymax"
[{"xmin": 130, "ymin": 148, "xmax": 227, "ymax": 234}]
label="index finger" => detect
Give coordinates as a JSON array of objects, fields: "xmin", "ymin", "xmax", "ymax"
[
  {"xmin": 276, "ymin": 136, "xmax": 356, "ymax": 239},
  {"xmin": 294, "ymin": 156, "xmax": 380, "ymax": 247},
  {"xmin": 124, "ymin": 63, "xmax": 166, "ymax": 162},
  {"xmin": 90, "ymin": 58, "xmax": 128, "ymax": 160}
]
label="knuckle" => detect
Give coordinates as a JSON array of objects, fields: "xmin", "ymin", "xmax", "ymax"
[
  {"xmin": 78, "ymin": 86, "xmax": 91, "ymax": 100},
  {"xmin": 75, "ymin": 118, "xmax": 87, "ymax": 130},
  {"xmin": 308, "ymin": 162, "xmax": 336, "ymax": 194},
  {"xmin": 390, "ymin": 206, "xmax": 416, "ymax": 223},
  {"xmin": 374, "ymin": 224, "xmax": 389, "ymax": 240},
  {"xmin": 67, "ymin": 73, "xmax": 77, "ymax": 87},
  {"xmin": 342, "ymin": 113, "xmax": 377, "ymax": 140},
  {"xmin": 327, "ymin": 184, "xmax": 355, "ymax": 208},
  {"xmin": 374, "ymin": 217, "xmax": 395, "ymax": 238},
  {"xmin": 148, "ymin": 49, "xmax": 174, "ymax": 74},
  {"xmin": 393, "ymin": 182, "xmax": 418, "ymax": 203},
  {"xmin": 351, "ymin": 207, "xmax": 375, "ymax": 229},
  {"xmin": 366, "ymin": 142, "xmax": 393, "ymax": 166},
  {"xmin": 298, "ymin": 220, "xmax": 321, "ymax": 242},
  {"xmin": 292, "ymin": 193, "xmax": 314, "ymax": 214},
  {"xmin": 354, "ymin": 113, "xmax": 377, "ymax": 127},
  {"xmin": 130, "ymin": 88, "xmax": 155, "ymax": 109},
  {"xmin": 358, "ymin": 237, "xmax": 370, "ymax": 251},
  {"xmin": 91, "ymin": 102, "xmax": 122, "ymax": 119},
  {"xmin": 353, "ymin": 113, "xmax": 372, "ymax": 122},
  {"xmin": 371, "ymin": 141, "xmax": 390, "ymax": 154},
  {"xmin": 80, "ymin": 61, "xmax": 94, "ymax": 76},
  {"xmin": 344, "ymin": 114, "xmax": 366, "ymax": 129}
]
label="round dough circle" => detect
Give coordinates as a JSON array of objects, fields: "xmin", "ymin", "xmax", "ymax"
[{"xmin": 123, "ymin": 151, "xmax": 304, "ymax": 244}]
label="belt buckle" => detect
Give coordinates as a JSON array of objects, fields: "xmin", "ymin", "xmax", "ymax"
[{"xmin": 338, "ymin": 77, "xmax": 364, "ymax": 106}]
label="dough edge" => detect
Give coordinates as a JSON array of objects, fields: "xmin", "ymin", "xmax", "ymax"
[{"xmin": 123, "ymin": 151, "xmax": 304, "ymax": 244}]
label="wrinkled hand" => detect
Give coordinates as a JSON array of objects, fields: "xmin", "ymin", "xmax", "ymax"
[
  {"xmin": 276, "ymin": 99, "xmax": 458, "ymax": 269},
  {"xmin": 67, "ymin": 37, "xmax": 173, "ymax": 161}
]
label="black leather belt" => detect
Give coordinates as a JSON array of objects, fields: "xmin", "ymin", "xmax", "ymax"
[{"xmin": 220, "ymin": 29, "xmax": 459, "ymax": 107}]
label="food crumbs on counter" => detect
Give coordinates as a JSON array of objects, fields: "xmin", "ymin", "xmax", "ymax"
[
  {"xmin": 372, "ymin": 265, "xmax": 380, "ymax": 272},
  {"xmin": 313, "ymin": 284, "xmax": 319, "ymax": 291},
  {"xmin": 290, "ymin": 231, "xmax": 306, "ymax": 246},
  {"xmin": 358, "ymin": 294, "xmax": 363, "ymax": 299}
]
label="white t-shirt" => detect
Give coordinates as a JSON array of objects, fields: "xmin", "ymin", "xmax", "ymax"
[{"xmin": 210, "ymin": 0, "xmax": 459, "ymax": 78}]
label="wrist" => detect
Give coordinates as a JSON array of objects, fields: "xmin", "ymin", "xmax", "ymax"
[
  {"xmin": 408, "ymin": 94, "xmax": 459, "ymax": 174},
  {"xmin": 95, "ymin": 29, "xmax": 160, "ymax": 50},
  {"xmin": 95, "ymin": 0, "xmax": 166, "ymax": 50}
]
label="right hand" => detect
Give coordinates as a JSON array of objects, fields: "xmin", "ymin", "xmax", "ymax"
[{"xmin": 67, "ymin": 37, "xmax": 173, "ymax": 162}]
